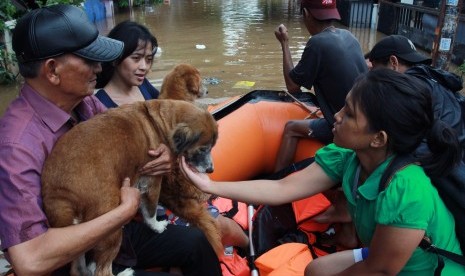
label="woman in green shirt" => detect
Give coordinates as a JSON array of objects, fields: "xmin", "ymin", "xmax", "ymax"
[{"xmin": 181, "ymin": 68, "xmax": 464, "ymax": 275}]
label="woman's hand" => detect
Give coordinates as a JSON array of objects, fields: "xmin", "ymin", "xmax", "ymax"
[
  {"xmin": 139, "ymin": 143, "xmax": 172, "ymax": 176},
  {"xmin": 180, "ymin": 156, "xmax": 212, "ymax": 192}
]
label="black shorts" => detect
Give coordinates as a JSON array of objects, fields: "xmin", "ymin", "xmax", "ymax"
[{"xmin": 309, "ymin": 118, "xmax": 334, "ymax": 145}]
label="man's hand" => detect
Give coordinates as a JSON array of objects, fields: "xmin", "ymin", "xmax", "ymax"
[
  {"xmin": 120, "ymin": 177, "xmax": 140, "ymax": 222},
  {"xmin": 139, "ymin": 143, "xmax": 172, "ymax": 176},
  {"xmin": 274, "ymin": 24, "xmax": 289, "ymax": 44}
]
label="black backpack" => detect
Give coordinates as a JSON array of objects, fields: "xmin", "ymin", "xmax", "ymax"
[
  {"xmin": 456, "ymin": 92, "xmax": 465, "ymax": 124},
  {"xmin": 379, "ymin": 155, "xmax": 465, "ymax": 275},
  {"xmin": 407, "ymin": 65, "xmax": 465, "ymax": 160}
]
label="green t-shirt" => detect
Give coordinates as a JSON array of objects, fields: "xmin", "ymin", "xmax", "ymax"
[{"xmin": 315, "ymin": 143, "xmax": 465, "ymax": 275}]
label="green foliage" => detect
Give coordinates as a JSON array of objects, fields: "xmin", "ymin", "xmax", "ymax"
[
  {"xmin": 0, "ymin": 1, "xmax": 20, "ymax": 31},
  {"xmin": 0, "ymin": 44, "xmax": 17, "ymax": 85},
  {"xmin": 117, "ymin": 0, "xmax": 129, "ymax": 8},
  {"xmin": 0, "ymin": 1, "xmax": 18, "ymax": 85},
  {"xmin": 0, "ymin": 0, "xmax": 85, "ymax": 84},
  {"xmin": 116, "ymin": 0, "xmax": 163, "ymax": 8},
  {"xmin": 46, "ymin": 0, "xmax": 87, "ymax": 6},
  {"xmin": 458, "ymin": 62, "xmax": 465, "ymax": 77},
  {"xmin": 0, "ymin": 0, "xmax": 86, "ymax": 31},
  {"xmin": 134, "ymin": 0, "xmax": 145, "ymax": 6}
]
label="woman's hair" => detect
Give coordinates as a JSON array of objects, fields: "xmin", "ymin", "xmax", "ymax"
[
  {"xmin": 350, "ymin": 68, "xmax": 461, "ymax": 176},
  {"xmin": 96, "ymin": 20, "xmax": 158, "ymax": 88}
]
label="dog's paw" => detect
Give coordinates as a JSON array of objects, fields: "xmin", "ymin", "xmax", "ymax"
[
  {"xmin": 148, "ymin": 219, "xmax": 169, "ymax": 233},
  {"xmin": 117, "ymin": 268, "xmax": 135, "ymax": 276}
]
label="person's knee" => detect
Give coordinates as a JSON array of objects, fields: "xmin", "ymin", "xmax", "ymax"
[
  {"xmin": 305, "ymin": 250, "xmax": 359, "ymax": 275},
  {"xmin": 283, "ymin": 120, "xmax": 308, "ymax": 136},
  {"xmin": 304, "ymin": 257, "xmax": 334, "ymax": 276},
  {"xmin": 304, "ymin": 259, "xmax": 320, "ymax": 276},
  {"xmin": 284, "ymin": 120, "xmax": 299, "ymax": 132},
  {"xmin": 217, "ymin": 215, "xmax": 249, "ymax": 248}
]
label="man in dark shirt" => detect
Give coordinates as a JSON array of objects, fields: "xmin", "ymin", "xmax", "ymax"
[{"xmin": 274, "ymin": 0, "xmax": 368, "ymax": 172}]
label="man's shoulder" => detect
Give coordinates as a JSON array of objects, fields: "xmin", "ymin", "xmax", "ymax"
[
  {"xmin": 78, "ymin": 95, "xmax": 107, "ymax": 119},
  {"xmin": 406, "ymin": 65, "xmax": 463, "ymax": 92},
  {"xmin": 82, "ymin": 94, "xmax": 105, "ymax": 108},
  {"xmin": 312, "ymin": 28, "xmax": 355, "ymax": 40},
  {"xmin": 0, "ymin": 101, "xmax": 42, "ymax": 157},
  {"xmin": 309, "ymin": 29, "xmax": 359, "ymax": 52},
  {"xmin": 0, "ymin": 95, "xmax": 34, "ymax": 134}
]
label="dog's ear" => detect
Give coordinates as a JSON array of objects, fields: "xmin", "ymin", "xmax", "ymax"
[
  {"xmin": 172, "ymin": 123, "xmax": 202, "ymax": 155},
  {"xmin": 186, "ymin": 73, "xmax": 201, "ymax": 97}
]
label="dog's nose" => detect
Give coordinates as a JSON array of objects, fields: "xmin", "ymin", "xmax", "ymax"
[{"xmin": 205, "ymin": 165, "xmax": 214, "ymax": 174}]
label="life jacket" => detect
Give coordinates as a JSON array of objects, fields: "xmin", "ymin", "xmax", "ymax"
[
  {"xmin": 210, "ymin": 197, "xmax": 251, "ymax": 230},
  {"xmin": 255, "ymin": 243, "xmax": 313, "ymax": 276},
  {"xmin": 219, "ymin": 246, "xmax": 250, "ymax": 276}
]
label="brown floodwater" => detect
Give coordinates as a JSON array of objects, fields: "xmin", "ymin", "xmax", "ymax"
[{"xmin": 0, "ymin": 0, "xmax": 385, "ymax": 115}]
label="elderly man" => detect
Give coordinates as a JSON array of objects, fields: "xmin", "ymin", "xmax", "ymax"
[{"xmin": 0, "ymin": 5, "xmax": 221, "ymax": 275}]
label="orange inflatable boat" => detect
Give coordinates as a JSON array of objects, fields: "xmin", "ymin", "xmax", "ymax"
[
  {"xmin": 206, "ymin": 90, "xmax": 331, "ymax": 276},
  {"xmin": 208, "ymin": 90, "xmax": 324, "ymax": 181}
]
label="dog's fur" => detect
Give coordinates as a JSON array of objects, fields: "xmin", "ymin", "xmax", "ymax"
[
  {"xmin": 41, "ymin": 100, "xmax": 221, "ymax": 276},
  {"xmin": 159, "ymin": 63, "xmax": 207, "ymax": 101}
]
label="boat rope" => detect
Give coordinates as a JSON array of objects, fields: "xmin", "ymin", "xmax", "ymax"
[{"xmin": 282, "ymin": 90, "xmax": 320, "ymax": 118}]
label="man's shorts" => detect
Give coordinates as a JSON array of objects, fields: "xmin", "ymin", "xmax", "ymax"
[{"xmin": 309, "ymin": 117, "xmax": 334, "ymax": 145}]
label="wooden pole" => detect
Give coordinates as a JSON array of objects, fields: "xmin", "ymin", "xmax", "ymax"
[{"xmin": 431, "ymin": 0, "xmax": 464, "ymax": 70}]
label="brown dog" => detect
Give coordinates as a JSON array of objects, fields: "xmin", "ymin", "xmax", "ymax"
[
  {"xmin": 159, "ymin": 63, "xmax": 207, "ymax": 101},
  {"xmin": 41, "ymin": 99, "xmax": 221, "ymax": 276}
]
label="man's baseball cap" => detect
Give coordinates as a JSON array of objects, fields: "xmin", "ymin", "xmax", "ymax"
[
  {"xmin": 13, "ymin": 4, "xmax": 124, "ymax": 63},
  {"xmin": 301, "ymin": 0, "xmax": 341, "ymax": 21},
  {"xmin": 366, "ymin": 35, "xmax": 432, "ymax": 64}
]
